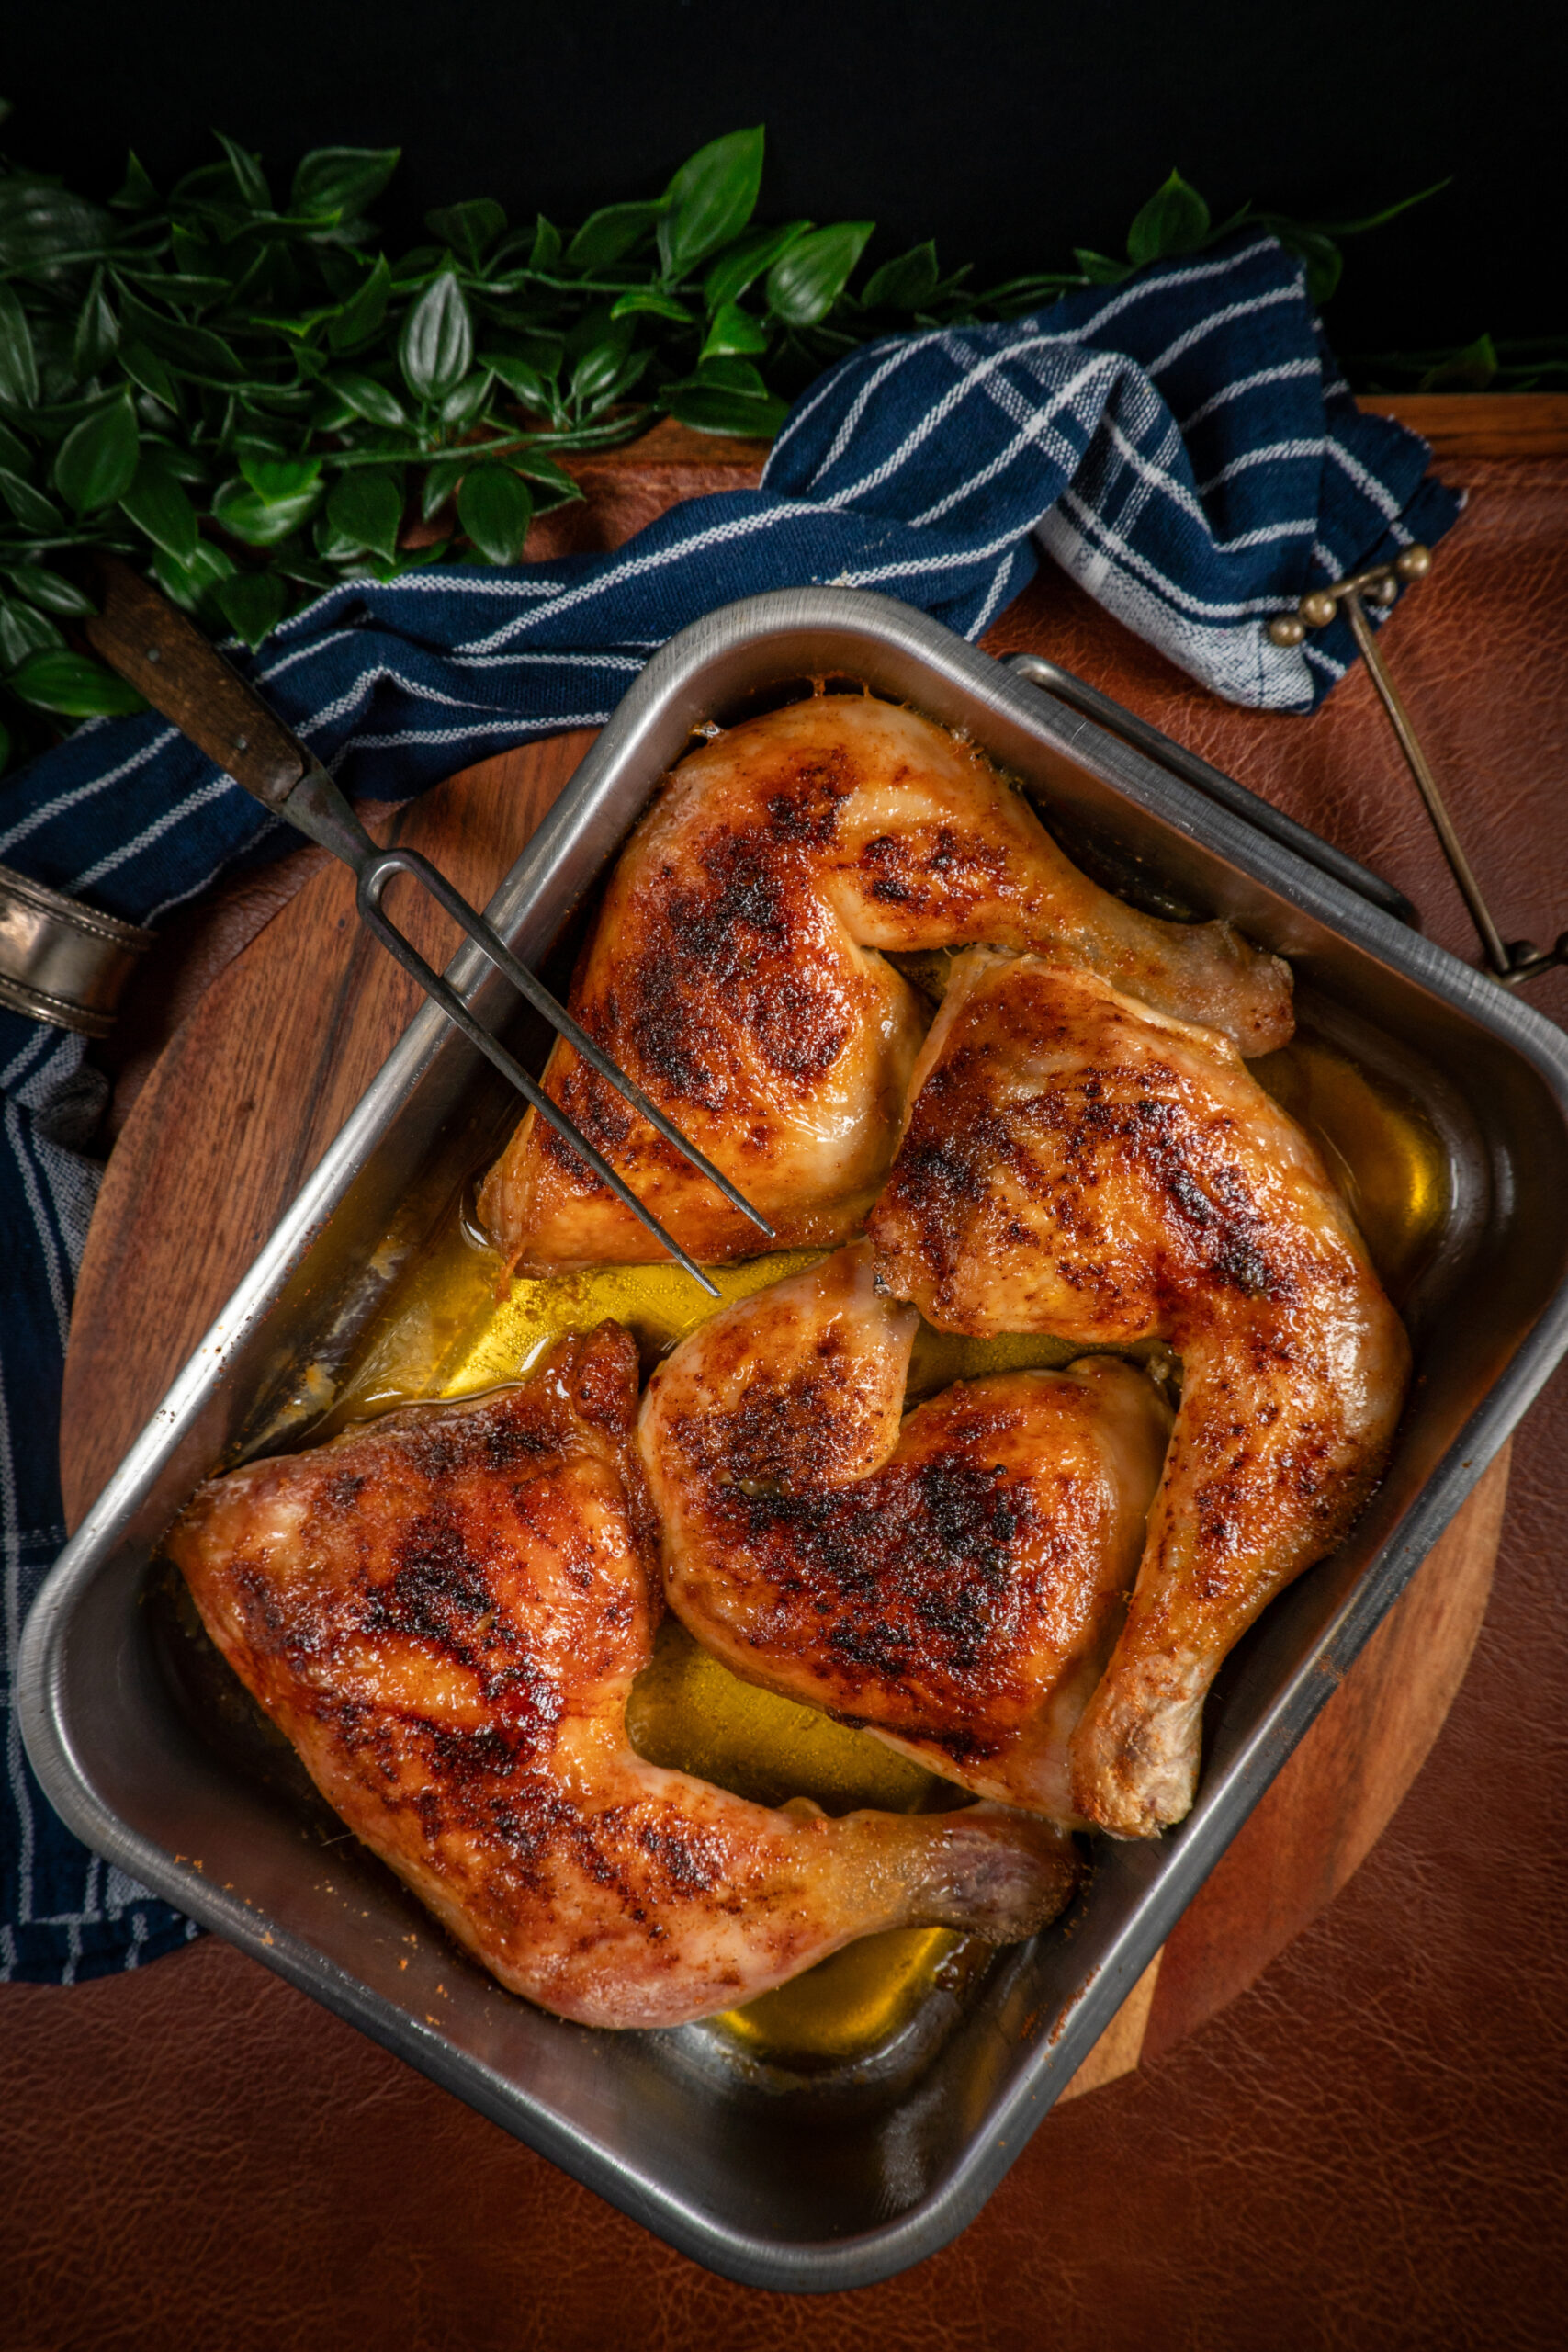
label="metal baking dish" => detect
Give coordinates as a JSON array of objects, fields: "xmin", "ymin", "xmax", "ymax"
[{"xmin": 22, "ymin": 589, "xmax": 1568, "ymax": 2292}]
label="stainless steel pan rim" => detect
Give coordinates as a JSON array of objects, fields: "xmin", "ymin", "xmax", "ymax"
[{"xmin": 21, "ymin": 586, "xmax": 1568, "ymax": 2294}]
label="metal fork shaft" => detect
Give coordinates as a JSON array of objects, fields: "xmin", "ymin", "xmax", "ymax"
[
  {"xmin": 277, "ymin": 763, "xmax": 744, "ymax": 1292},
  {"xmin": 355, "ymin": 880, "xmax": 719, "ymax": 1297},
  {"xmin": 360, "ymin": 842, "xmax": 773, "ymax": 1238}
]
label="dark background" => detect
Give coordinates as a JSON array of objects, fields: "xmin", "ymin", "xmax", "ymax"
[{"xmin": 5, "ymin": 0, "xmax": 1562, "ymax": 366}]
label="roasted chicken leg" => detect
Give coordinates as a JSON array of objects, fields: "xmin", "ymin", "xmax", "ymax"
[
  {"xmin": 867, "ymin": 951, "xmax": 1410, "ymax": 1837},
  {"xmin": 168, "ymin": 1323, "xmax": 1075, "ymax": 2028},
  {"xmin": 641, "ymin": 1243, "xmax": 1172, "ymax": 1819},
  {"xmin": 480, "ymin": 695, "xmax": 1292, "ymax": 1272}
]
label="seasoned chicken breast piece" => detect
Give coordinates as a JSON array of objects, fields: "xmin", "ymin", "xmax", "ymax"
[
  {"xmin": 480, "ymin": 695, "xmax": 1292, "ymax": 1272},
  {"xmin": 867, "ymin": 951, "xmax": 1410, "ymax": 1837},
  {"xmin": 641, "ymin": 1244, "xmax": 1172, "ymax": 1820},
  {"xmin": 167, "ymin": 1324, "xmax": 1075, "ymax": 2028}
]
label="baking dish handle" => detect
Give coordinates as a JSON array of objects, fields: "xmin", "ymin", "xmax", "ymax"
[{"xmin": 1004, "ymin": 650, "xmax": 1417, "ymax": 927}]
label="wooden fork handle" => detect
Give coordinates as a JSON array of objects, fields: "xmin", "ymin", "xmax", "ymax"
[{"xmin": 85, "ymin": 556, "xmax": 309, "ymax": 813}]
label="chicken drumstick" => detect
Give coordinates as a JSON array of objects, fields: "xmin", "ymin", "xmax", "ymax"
[
  {"xmin": 867, "ymin": 951, "xmax": 1410, "ymax": 1838},
  {"xmin": 641, "ymin": 1243, "xmax": 1172, "ymax": 1819},
  {"xmin": 168, "ymin": 1323, "xmax": 1075, "ymax": 2027},
  {"xmin": 481, "ymin": 695, "xmax": 1292, "ymax": 1272}
]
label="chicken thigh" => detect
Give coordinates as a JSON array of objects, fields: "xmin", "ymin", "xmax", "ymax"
[
  {"xmin": 866, "ymin": 951, "xmax": 1410, "ymax": 1837},
  {"xmin": 641, "ymin": 1244, "xmax": 1172, "ymax": 1818},
  {"xmin": 167, "ymin": 1323, "xmax": 1075, "ymax": 2028},
  {"xmin": 480, "ymin": 695, "xmax": 1292, "ymax": 1272}
]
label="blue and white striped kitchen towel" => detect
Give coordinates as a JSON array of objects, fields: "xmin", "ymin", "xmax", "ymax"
[{"xmin": 3, "ymin": 229, "xmax": 1461, "ymax": 1982}]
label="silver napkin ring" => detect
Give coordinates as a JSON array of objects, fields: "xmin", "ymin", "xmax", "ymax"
[{"xmin": 0, "ymin": 862, "xmax": 154, "ymax": 1038}]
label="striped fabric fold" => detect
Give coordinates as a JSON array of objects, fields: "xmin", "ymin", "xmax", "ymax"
[{"xmin": 1, "ymin": 230, "xmax": 1460, "ymax": 1982}]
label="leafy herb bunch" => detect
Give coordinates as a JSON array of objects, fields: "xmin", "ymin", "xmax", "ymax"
[{"xmin": 0, "ymin": 118, "xmax": 1437, "ymax": 772}]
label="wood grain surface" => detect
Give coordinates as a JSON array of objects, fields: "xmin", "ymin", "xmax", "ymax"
[{"xmin": 58, "ymin": 719, "xmax": 1510, "ymax": 2094}]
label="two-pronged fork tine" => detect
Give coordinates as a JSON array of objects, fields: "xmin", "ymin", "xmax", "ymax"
[
  {"xmin": 352, "ymin": 848, "xmax": 723, "ymax": 1296},
  {"xmin": 355, "ymin": 840, "xmax": 773, "ymax": 1244},
  {"xmin": 85, "ymin": 559, "xmax": 774, "ymax": 1294}
]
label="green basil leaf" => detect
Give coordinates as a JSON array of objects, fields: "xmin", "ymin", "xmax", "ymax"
[
  {"xmin": 389, "ymin": 244, "xmax": 444, "ymax": 286},
  {"xmin": 456, "ymin": 462, "xmax": 533, "ymax": 563},
  {"xmin": 1419, "ymin": 332, "xmax": 1498, "ymax": 392},
  {"xmin": 313, "ymin": 511, "xmax": 371, "ymax": 564},
  {"xmin": 503, "ymin": 447, "xmax": 580, "ymax": 495},
  {"xmin": 1074, "ymin": 247, "xmax": 1133, "ymax": 285},
  {"xmin": 703, "ymin": 220, "xmax": 810, "ymax": 311},
  {"xmin": 141, "ymin": 441, "xmax": 209, "ymax": 488},
  {"xmin": 376, "ymin": 535, "xmax": 449, "ymax": 580},
  {"xmin": 238, "ymin": 452, "xmax": 322, "ymax": 503},
  {"xmin": 118, "ymin": 298, "xmax": 244, "ymax": 381},
  {"xmin": 861, "ymin": 240, "xmax": 941, "ymax": 311},
  {"xmin": 214, "ymin": 131, "xmax": 271, "ymax": 210},
  {"xmin": 661, "ymin": 382, "xmax": 787, "ymax": 438},
  {"xmin": 5, "ymin": 562, "xmax": 96, "ymax": 616},
  {"xmin": 609, "ymin": 288, "xmax": 692, "ymax": 324},
  {"xmin": 574, "ymin": 351, "xmax": 648, "ymax": 422},
  {"xmin": 118, "ymin": 452, "xmax": 199, "ymax": 560},
  {"xmin": 0, "ymin": 595, "xmax": 65, "ymax": 670},
  {"xmin": 212, "ymin": 473, "xmax": 322, "ymax": 545},
  {"xmin": 568, "ymin": 201, "xmax": 665, "ymax": 273},
  {"xmin": 327, "ymin": 252, "xmax": 392, "ymax": 353},
  {"xmin": 399, "ymin": 269, "xmax": 473, "ymax": 401},
  {"xmin": 8, "ymin": 649, "xmax": 147, "ymax": 718},
  {"xmin": 169, "ymin": 221, "xmax": 220, "ymax": 280},
  {"xmin": 270, "ymin": 551, "xmax": 338, "ymax": 592},
  {"xmin": 1306, "ymin": 179, "xmax": 1451, "ymax": 239},
  {"xmin": 421, "ymin": 452, "xmax": 468, "ymax": 521},
  {"xmin": 152, "ymin": 537, "xmax": 236, "ymax": 616},
  {"xmin": 0, "ymin": 420, "xmax": 29, "ymax": 471},
  {"xmin": 214, "ymin": 568, "xmax": 288, "ymax": 650},
  {"xmin": 660, "ymin": 128, "xmax": 764, "ymax": 280},
  {"xmin": 765, "ymin": 221, "xmax": 874, "ymax": 326},
  {"xmin": 483, "ymin": 351, "xmax": 554, "ymax": 411},
  {"xmin": 110, "ymin": 152, "xmax": 159, "ymax": 212},
  {"xmin": 425, "ymin": 198, "xmax": 508, "ymax": 266},
  {"xmin": 1126, "ymin": 170, "xmax": 1211, "ymax": 266},
  {"xmin": 699, "ymin": 300, "xmax": 768, "ymax": 361},
  {"xmin": 1273, "ymin": 226, "xmax": 1342, "ymax": 307},
  {"xmin": 326, "ymin": 466, "xmax": 404, "ymax": 562},
  {"xmin": 117, "ymin": 336, "xmax": 180, "ymax": 409},
  {"xmin": 0, "ymin": 178, "xmax": 110, "ymax": 275},
  {"xmin": 53, "ymin": 390, "xmax": 140, "ymax": 514},
  {"xmin": 529, "ymin": 213, "xmax": 562, "ymax": 269},
  {"xmin": 0, "ymin": 283, "xmax": 39, "ymax": 408},
  {"xmin": 570, "ymin": 335, "xmax": 634, "ymax": 409},
  {"xmin": 438, "ymin": 368, "xmax": 493, "ymax": 429},
  {"xmin": 0, "ymin": 466, "xmax": 64, "ymax": 532},
  {"xmin": 291, "ymin": 146, "xmax": 401, "ymax": 223},
  {"xmin": 980, "ymin": 270, "xmax": 1080, "ymax": 311},
  {"xmin": 73, "ymin": 270, "xmax": 119, "ymax": 379},
  {"xmin": 695, "ymin": 355, "xmax": 768, "ymax": 394},
  {"xmin": 322, "ymin": 366, "xmax": 409, "ymax": 428},
  {"xmin": 169, "ymin": 159, "xmax": 231, "ymax": 204}
]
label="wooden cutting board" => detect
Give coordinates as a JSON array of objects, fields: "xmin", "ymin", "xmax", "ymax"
[{"xmin": 57, "ymin": 721, "xmax": 1509, "ymax": 2097}]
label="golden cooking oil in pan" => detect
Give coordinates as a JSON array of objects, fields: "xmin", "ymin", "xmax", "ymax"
[{"xmin": 316, "ymin": 1024, "xmax": 1447, "ymax": 2076}]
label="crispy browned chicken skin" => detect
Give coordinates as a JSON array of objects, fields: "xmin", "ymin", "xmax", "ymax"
[
  {"xmin": 867, "ymin": 952, "xmax": 1410, "ymax": 1837},
  {"xmin": 480, "ymin": 695, "xmax": 1292, "ymax": 1272},
  {"xmin": 641, "ymin": 1243, "xmax": 1171, "ymax": 1819},
  {"xmin": 168, "ymin": 1325, "xmax": 1076, "ymax": 2027}
]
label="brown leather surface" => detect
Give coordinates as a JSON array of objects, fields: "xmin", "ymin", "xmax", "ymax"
[{"xmin": 5, "ymin": 428, "xmax": 1568, "ymax": 2348}]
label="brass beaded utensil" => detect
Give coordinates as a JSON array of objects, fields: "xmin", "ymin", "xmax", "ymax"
[
  {"xmin": 85, "ymin": 559, "xmax": 773, "ymax": 1295},
  {"xmin": 1269, "ymin": 548, "xmax": 1567, "ymax": 989}
]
